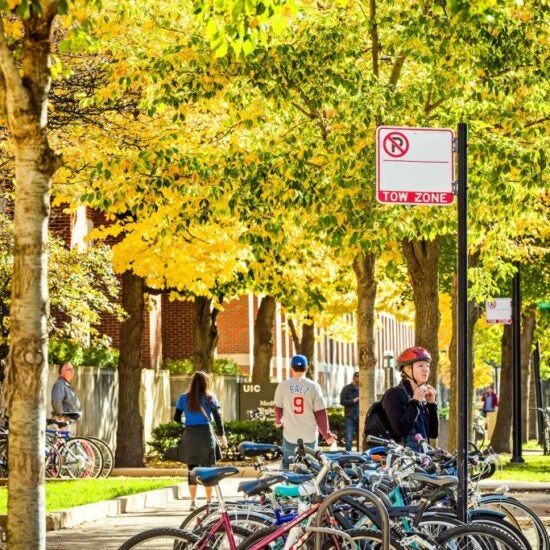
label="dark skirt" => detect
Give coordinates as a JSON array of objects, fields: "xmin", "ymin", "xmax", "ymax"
[{"xmin": 179, "ymin": 424, "xmax": 217, "ymax": 466}]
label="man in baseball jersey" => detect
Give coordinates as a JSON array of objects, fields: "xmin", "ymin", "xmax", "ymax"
[{"xmin": 274, "ymin": 354, "xmax": 336, "ymax": 468}]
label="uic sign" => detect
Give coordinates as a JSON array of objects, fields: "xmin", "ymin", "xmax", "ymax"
[{"xmin": 376, "ymin": 126, "xmax": 455, "ymax": 205}]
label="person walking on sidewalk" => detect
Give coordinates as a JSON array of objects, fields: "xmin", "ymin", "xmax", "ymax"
[
  {"xmin": 274, "ymin": 354, "xmax": 336, "ymax": 468},
  {"xmin": 174, "ymin": 370, "xmax": 227, "ymax": 511},
  {"xmin": 340, "ymin": 371, "xmax": 360, "ymax": 451}
]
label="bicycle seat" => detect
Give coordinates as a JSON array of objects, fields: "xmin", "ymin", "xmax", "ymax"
[
  {"xmin": 238, "ymin": 442, "xmax": 282, "ymax": 457},
  {"xmin": 46, "ymin": 419, "xmax": 68, "ymax": 428},
  {"xmin": 238, "ymin": 474, "xmax": 287, "ymax": 496},
  {"xmin": 408, "ymin": 472, "xmax": 458, "ymax": 488},
  {"xmin": 189, "ymin": 466, "xmax": 239, "ymax": 487}
]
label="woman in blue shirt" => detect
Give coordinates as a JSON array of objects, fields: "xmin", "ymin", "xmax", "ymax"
[{"xmin": 174, "ymin": 370, "xmax": 227, "ymax": 510}]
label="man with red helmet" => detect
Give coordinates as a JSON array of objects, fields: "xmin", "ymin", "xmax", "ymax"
[{"xmin": 382, "ymin": 346, "xmax": 439, "ymax": 451}]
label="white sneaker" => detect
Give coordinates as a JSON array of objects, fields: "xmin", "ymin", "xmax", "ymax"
[{"xmin": 189, "ymin": 501, "xmax": 197, "ymax": 511}]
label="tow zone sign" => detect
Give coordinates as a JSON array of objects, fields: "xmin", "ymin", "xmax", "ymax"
[{"xmin": 376, "ymin": 126, "xmax": 455, "ymax": 205}]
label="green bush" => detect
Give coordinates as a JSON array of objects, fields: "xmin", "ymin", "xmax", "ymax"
[
  {"xmin": 49, "ymin": 336, "xmax": 119, "ymax": 368},
  {"xmin": 148, "ymin": 419, "xmax": 281, "ymax": 461},
  {"xmin": 212, "ymin": 358, "xmax": 240, "ymax": 375},
  {"xmin": 148, "ymin": 421, "xmax": 185, "ymax": 455},
  {"xmin": 163, "ymin": 357, "xmax": 240, "ymax": 376},
  {"xmin": 163, "ymin": 358, "xmax": 194, "ymax": 375}
]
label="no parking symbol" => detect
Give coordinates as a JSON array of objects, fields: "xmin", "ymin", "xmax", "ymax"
[{"xmin": 382, "ymin": 132, "xmax": 409, "ymax": 158}]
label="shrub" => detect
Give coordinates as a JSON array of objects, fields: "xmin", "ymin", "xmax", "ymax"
[
  {"xmin": 163, "ymin": 357, "xmax": 240, "ymax": 376},
  {"xmin": 49, "ymin": 336, "xmax": 119, "ymax": 368},
  {"xmin": 148, "ymin": 421, "xmax": 185, "ymax": 455},
  {"xmin": 148, "ymin": 419, "xmax": 281, "ymax": 461},
  {"xmin": 163, "ymin": 358, "xmax": 194, "ymax": 375}
]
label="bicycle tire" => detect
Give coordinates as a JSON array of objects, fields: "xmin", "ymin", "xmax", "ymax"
[
  {"xmin": 44, "ymin": 443, "xmax": 62, "ymax": 479},
  {"xmin": 117, "ymin": 527, "xmax": 199, "ymax": 549},
  {"xmin": 179, "ymin": 501, "xmax": 275, "ymax": 531},
  {"xmin": 84, "ymin": 436, "xmax": 114, "ymax": 478},
  {"xmin": 200, "ymin": 524, "xmax": 252, "ymax": 549},
  {"xmin": 59, "ymin": 438, "xmax": 103, "ymax": 479},
  {"xmin": 322, "ymin": 527, "xmax": 406, "ymax": 549},
  {"xmin": 478, "ymin": 494, "xmax": 549, "ymax": 550},
  {"xmin": 437, "ymin": 523, "xmax": 529, "ymax": 550}
]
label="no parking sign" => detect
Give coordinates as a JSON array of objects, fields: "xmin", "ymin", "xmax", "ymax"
[{"xmin": 376, "ymin": 126, "xmax": 455, "ymax": 205}]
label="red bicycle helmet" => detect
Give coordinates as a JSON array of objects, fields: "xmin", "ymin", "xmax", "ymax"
[{"xmin": 397, "ymin": 346, "xmax": 432, "ymax": 370}]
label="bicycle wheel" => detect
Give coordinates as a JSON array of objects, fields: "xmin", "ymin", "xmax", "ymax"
[
  {"xmin": 478, "ymin": 495, "xmax": 549, "ymax": 550},
  {"xmin": 236, "ymin": 525, "xmax": 287, "ymax": 550},
  {"xmin": 44, "ymin": 443, "xmax": 62, "ymax": 478},
  {"xmin": 321, "ymin": 527, "xmax": 406, "ymax": 549},
  {"xmin": 201, "ymin": 524, "xmax": 252, "ymax": 550},
  {"xmin": 59, "ymin": 438, "xmax": 103, "ymax": 479},
  {"xmin": 117, "ymin": 527, "xmax": 199, "ymax": 549},
  {"xmin": 437, "ymin": 523, "xmax": 529, "ymax": 549},
  {"xmin": 84, "ymin": 436, "xmax": 114, "ymax": 477}
]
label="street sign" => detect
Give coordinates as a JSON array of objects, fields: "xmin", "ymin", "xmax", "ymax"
[
  {"xmin": 486, "ymin": 298, "xmax": 513, "ymax": 324},
  {"xmin": 376, "ymin": 126, "xmax": 455, "ymax": 205}
]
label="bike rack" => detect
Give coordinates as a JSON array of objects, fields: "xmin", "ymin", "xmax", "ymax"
[{"xmin": 312, "ymin": 486, "xmax": 390, "ymax": 550}]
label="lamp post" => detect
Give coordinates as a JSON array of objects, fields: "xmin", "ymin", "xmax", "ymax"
[{"xmin": 384, "ymin": 351, "xmax": 395, "ymax": 389}]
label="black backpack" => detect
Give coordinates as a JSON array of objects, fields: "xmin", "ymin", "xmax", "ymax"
[{"xmin": 361, "ymin": 388, "xmax": 406, "ymax": 450}]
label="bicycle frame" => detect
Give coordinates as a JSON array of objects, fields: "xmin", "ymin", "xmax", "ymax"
[{"xmin": 243, "ymin": 501, "xmax": 321, "ymax": 550}]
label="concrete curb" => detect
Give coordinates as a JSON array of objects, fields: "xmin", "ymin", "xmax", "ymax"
[{"xmin": 45, "ymin": 482, "xmax": 188, "ymax": 531}]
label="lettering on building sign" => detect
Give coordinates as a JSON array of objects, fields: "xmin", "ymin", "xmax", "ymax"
[{"xmin": 242, "ymin": 385, "xmax": 262, "ymax": 393}]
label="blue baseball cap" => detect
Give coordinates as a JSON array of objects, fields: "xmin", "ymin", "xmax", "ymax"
[{"xmin": 291, "ymin": 355, "xmax": 308, "ymax": 368}]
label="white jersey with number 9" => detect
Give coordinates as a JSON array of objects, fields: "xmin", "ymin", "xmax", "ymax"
[{"xmin": 274, "ymin": 377, "xmax": 327, "ymax": 444}]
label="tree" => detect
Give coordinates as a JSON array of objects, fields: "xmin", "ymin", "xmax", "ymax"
[{"xmin": 0, "ymin": 1, "xmax": 74, "ymax": 546}]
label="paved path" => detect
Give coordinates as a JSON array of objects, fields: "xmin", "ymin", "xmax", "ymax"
[{"xmin": 46, "ymin": 479, "xmax": 550, "ymax": 549}]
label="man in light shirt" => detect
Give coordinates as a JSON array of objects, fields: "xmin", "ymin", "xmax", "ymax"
[{"xmin": 274, "ymin": 354, "xmax": 336, "ymax": 468}]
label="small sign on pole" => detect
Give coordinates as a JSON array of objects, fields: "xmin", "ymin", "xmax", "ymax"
[
  {"xmin": 486, "ymin": 298, "xmax": 513, "ymax": 324},
  {"xmin": 376, "ymin": 126, "xmax": 455, "ymax": 205}
]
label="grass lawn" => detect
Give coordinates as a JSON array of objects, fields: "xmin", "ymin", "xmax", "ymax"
[
  {"xmin": 487, "ymin": 453, "xmax": 550, "ymax": 482},
  {"xmin": 0, "ymin": 477, "xmax": 185, "ymax": 514}
]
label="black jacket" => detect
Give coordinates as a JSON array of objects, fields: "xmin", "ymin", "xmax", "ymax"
[
  {"xmin": 382, "ymin": 379, "xmax": 438, "ymax": 445},
  {"xmin": 340, "ymin": 383, "xmax": 359, "ymax": 418}
]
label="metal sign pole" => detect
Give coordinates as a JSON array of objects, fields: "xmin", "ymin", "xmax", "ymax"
[
  {"xmin": 456, "ymin": 122, "xmax": 469, "ymax": 522},
  {"xmin": 511, "ymin": 267, "xmax": 524, "ymax": 463}
]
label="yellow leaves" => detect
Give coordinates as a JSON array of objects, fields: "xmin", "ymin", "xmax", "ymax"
[
  {"xmin": 6, "ymin": 0, "xmax": 20, "ymax": 9},
  {"xmin": 2, "ymin": 18, "xmax": 24, "ymax": 40}
]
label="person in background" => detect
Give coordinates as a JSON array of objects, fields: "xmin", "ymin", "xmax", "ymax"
[
  {"xmin": 51, "ymin": 362, "xmax": 81, "ymax": 421},
  {"xmin": 174, "ymin": 370, "xmax": 227, "ymax": 511},
  {"xmin": 340, "ymin": 371, "xmax": 360, "ymax": 451},
  {"xmin": 383, "ymin": 346, "xmax": 438, "ymax": 452},
  {"xmin": 481, "ymin": 385, "xmax": 499, "ymax": 417},
  {"xmin": 274, "ymin": 354, "xmax": 336, "ymax": 468}
]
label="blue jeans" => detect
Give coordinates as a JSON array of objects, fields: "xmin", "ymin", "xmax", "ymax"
[
  {"xmin": 282, "ymin": 438, "xmax": 317, "ymax": 469},
  {"xmin": 345, "ymin": 417, "xmax": 359, "ymax": 451}
]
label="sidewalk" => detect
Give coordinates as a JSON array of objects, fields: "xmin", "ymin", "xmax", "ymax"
[{"xmin": 41, "ymin": 470, "xmax": 550, "ymax": 549}]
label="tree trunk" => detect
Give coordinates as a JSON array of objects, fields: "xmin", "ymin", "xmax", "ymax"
[
  {"xmin": 353, "ymin": 252, "xmax": 377, "ymax": 438},
  {"xmin": 401, "ymin": 238, "xmax": 440, "ymax": 386},
  {"xmin": 252, "ymin": 296, "xmax": 276, "ymax": 383},
  {"xmin": 192, "ymin": 296, "xmax": 219, "ymax": 372},
  {"xmin": 491, "ymin": 324, "xmax": 513, "ymax": 452},
  {"xmin": 520, "ymin": 304, "xmax": 536, "ymax": 442},
  {"xmin": 448, "ymin": 271, "xmax": 481, "ymax": 452},
  {"xmin": 1, "ymin": 2, "xmax": 61, "ymax": 547},
  {"xmin": 288, "ymin": 319, "xmax": 315, "ymax": 378},
  {"xmin": 115, "ymin": 271, "xmax": 145, "ymax": 467}
]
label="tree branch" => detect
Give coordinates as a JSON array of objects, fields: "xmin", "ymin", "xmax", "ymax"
[
  {"xmin": 0, "ymin": 16, "xmax": 25, "ymax": 106},
  {"xmin": 389, "ymin": 54, "xmax": 406, "ymax": 86},
  {"xmin": 369, "ymin": 0, "xmax": 379, "ymax": 78}
]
